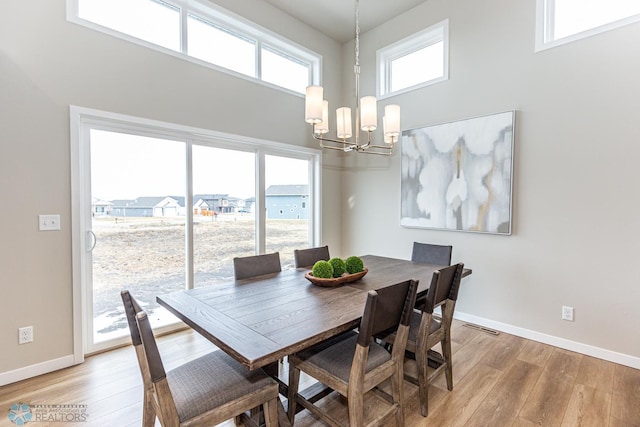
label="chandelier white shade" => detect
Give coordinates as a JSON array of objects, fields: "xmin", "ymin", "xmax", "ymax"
[{"xmin": 304, "ymin": 0, "xmax": 400, "ymax": 155}]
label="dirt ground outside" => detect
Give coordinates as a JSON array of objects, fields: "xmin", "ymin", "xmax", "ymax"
[{"xmin": 91, "ymin": 214, "xmax": 308, "ymax": 340}]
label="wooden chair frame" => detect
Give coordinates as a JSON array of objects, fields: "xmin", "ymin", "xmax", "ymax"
[
  {"xmin": 121, "ymin": 291, "xmax": 279, "ymax": 427},
  {"xmin": 382, "ymin": 263, "xmax": 464, "ymax": 417},
  {"xmin": 287, "ymin": 279, "xmax": 418, "ymax": 427}
]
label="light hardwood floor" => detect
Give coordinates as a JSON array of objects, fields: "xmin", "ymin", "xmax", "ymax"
[{"xmin": 1, "ymin": 320, "xmax": 638, "ymax": 427}]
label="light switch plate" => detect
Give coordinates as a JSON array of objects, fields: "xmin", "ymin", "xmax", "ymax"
[{"xmin": 39, "ymin": 214, "xmax": 61, "ymax": 231}]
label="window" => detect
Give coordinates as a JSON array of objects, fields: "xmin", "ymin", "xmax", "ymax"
[
  {"xmin": 70, "ymin": 106, "xmax": 321, "ymax": 352},
  {"xmin": 261, "ymin": 46, "xmax": 311, "ymax": 94},
  {"xmin": 78, "ymin": 0, "xmax": 181, "ymax": 51},
  {"xmin": 377, "ymin": 20, "xmax": 448, "ymax": 98},
  {"xmin": 187, "ymin": 15, "xmax": 256, "ymax": 77},
  {"xmin": 69, "ymin": 0, "xmax": 320, "ymax": 94},
  {"xmin": 536, "ymin": 0, "xmax": 640, "ymax": 51}
]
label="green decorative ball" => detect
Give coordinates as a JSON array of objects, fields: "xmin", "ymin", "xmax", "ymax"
[
  {"xmin": 345, "ymin": 256, "xmax": 364, "ymax": 274},
  {"xmin": 328, "ymin": 257, "xmax": 346, "ymax": 278},
  {"xmin": 312, "ymin": 260, "xmax": 334, "ymax": 279}
]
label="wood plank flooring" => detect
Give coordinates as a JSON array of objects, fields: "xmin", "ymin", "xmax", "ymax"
[{"xmin": 0, "ymin": 320, "xmax": 638, "ymax": 427}]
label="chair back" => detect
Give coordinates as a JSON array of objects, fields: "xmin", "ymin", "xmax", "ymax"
[
  {"xmin": 122, "ymin": 290, "xmax": 176, "ymax": 423},
  {"xmin": 294, "ymin": 245, "xmax": 330, "ymax": 268},
  {"xmin": 121, "ymin": 290, "xmax": 143, "ymax": 346},
  {"xmin": 423, "ymin": 263, "xmax": 464, "ymax": 314},
  {"xmin": 233, "ymin": 252, "xmax": 281, "ymax": 280},
  {"xmin": 135, "ymin": 311, "xmax": 169, "ymax": 383},
  {"xmin": 357, "ymin": 279, "xmax": 418, "ymax": 346},
  {"xmin": 121, "ymin": 291, "xmax": 168, "ymax": 383},
  {"xmin": 411, "ymin": 242, "xmax": 452, "ymax": 266}
]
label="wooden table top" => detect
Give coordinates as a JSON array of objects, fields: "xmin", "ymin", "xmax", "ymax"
[{"xmin": 157, "ymin": 255, "xmax": 471, "ymax": 370}]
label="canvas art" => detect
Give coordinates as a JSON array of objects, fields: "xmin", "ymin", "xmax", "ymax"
[{"xmin": 401, "ymin": 111, "xmax": 515, "ymax": 234}]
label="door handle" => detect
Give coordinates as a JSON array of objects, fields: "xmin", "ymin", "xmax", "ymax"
[{"xmin": 87, "ymin": 230, "xmax": 97, "ymax": 252}]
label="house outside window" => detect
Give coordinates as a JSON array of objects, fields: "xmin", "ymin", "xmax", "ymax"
[{"xmin": 266, "ymin": 185, "xmax": 309, "ymax": 220}]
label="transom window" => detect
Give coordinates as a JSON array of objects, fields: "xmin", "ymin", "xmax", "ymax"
[
  {"xmin": 68, "ymin": 0, "xmax": 320, "ymax": 94},
  {"xmin": 377, "ymin": 20, "xmax": 449, "ymax": 98},
  {"xmin": 536, "ymin": 0, "xmax": 640, "ymax": 51}
]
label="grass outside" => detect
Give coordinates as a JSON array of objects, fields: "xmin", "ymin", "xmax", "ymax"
[{"xmin": 91, "ymin": 214, "xmax": 308, "ymax": 340}]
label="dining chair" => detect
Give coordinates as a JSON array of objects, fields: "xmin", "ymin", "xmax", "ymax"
[
  {"xmin": 293, "ymin": 245, "xmax": 330, "ymax": 268},
  {"xmin": 411, "ymin": 242, "xmax": 452, "ymax": 266},
  {"xmin": 380, "ymin": 263, "xmax": 464, "ymax": 417},
  {"xmin": 233, "ymin": 252, "xmax": 281, "ymax": 280},
  {"xmin": 121, "ymin": 291, "xmax": 279, "ymax": 427},
  {"xmin": 287, "ymin": 279, "xmax": 418, "ymax": 427},
  {"xmin": 411, "ymin": 242, "xmax": 452, "ymax": 310}
]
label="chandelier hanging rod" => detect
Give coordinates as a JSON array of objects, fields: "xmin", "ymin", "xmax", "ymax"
[{"xmin": 304, "ymin": 0, "xmax": 400, "ymax": 156}]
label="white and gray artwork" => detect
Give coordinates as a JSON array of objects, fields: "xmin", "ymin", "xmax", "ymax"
[{"xmin": 401, "ymin": 111, "xmax": 514, "ymax": 234}]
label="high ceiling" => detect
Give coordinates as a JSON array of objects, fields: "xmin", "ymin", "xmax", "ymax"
[{"xmin": 262, "ymin": 0, "xmax": 427, "ymax": 43}]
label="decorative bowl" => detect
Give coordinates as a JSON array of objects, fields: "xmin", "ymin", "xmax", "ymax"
[{"xmin": 304, "ymin": 268, "xmax": 368, "ymax": 287}]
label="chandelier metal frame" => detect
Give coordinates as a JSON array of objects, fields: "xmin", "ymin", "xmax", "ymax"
[{"xmin": 304, "ymin": 0, "xmax": 400, "ymax": 156}]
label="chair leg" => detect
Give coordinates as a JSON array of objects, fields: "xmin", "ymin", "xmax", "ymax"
[
  {"xmin": 391, "ymin": 361, "xmax": 405, "ymax": 427},
  {"xmin": 442, "ymin": 337, "xmax": 454, "ymax": 391},
  {"xmin": 249, "ymin": 407, "xmax": 261, "ymax": 425},
  {"xmin": 287, "ymin": 365, "xmax": 300, "ymax": 423},
  {"xmin": 347, "ymin": 390, "xmax": 365, "ymax": 427},
  {"xmin": 263, "ymin": 398, "xmax": 279, "ymax": 427},
  {"xmin": 142, "ymin": 390, "xmax": 156, "ymax": 427},
  {"xmin": 416, "ymin": 349, "xmax": 429, "ymax": 417}
]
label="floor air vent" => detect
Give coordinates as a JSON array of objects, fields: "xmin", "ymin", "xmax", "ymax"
[{"xmin": 462, "ymin": 323, "xmax": 500, "ymax": 335}]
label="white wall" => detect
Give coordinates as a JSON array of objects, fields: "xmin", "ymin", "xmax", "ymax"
[
  {"xmin": 0, "ymin": 0, "xmax": 343, "ymax": 376},
  {"xmin": 342, "ymin": 0, "xmax": 640, "ymax": 366},
  {"xmin": 3, "ymin": 0, "xmax": 639, "ymax": 382}
]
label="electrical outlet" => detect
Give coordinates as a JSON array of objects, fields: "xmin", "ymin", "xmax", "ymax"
[
  {"xmin": 562, "ymin": 306, "xmax": 574, "ymax": 321},
  {"xmin": 19, "ymin": 326, "xmax": 33, "ymax": 344}
]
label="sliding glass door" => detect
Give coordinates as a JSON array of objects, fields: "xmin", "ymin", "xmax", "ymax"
[
  {"xmin": 265, "ymin": 155, "xmax": 310, "ymax": 269},
  {"xmin": 192, "ymin": 145, "xmax": 255, "ymax": 286},
  {"xmin": 71, "ymin": 107, "xmax": 321, "ymax": 354},
  {"xmin": 88, "ymin": 130, "xmax": 187, "ymax": 349}
]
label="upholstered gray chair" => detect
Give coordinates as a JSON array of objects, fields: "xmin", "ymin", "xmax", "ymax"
[
  {"xmin": 233, "ymin": 252, "xmax": 281, "ymax": 280},
  {"xmin": 287, "ymin": 279, "xmax": 418, "ymax": 427},
  {"xmin": 411, "ymin": 242, "xmax": 452, "ymax": 310},
  {"xmin": 381, "ymin": 263, "xmax": 464, "ymax": 417},
  {"xmin": 293, "ymin": 245, "xmax": 330, "ymax": 268},
  {"xmin": 411, "ymin": 242, "xmax": 452, "ymax": 266},
  {"xmin": 121, "ymin": 291, "xmax": 279, "ymax": 427}
]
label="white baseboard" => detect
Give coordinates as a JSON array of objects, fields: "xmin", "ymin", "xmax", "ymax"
[
  {"xmin": 455, "ymin": 311, "xmax": 640, "ymax": 370},
  {"xmin": 2, "ymin": 313, "xmax": 639, "ymax": 386},
  {"xmin": 0, "ymin": 355, "xmax": 76, "ymax": 387}
]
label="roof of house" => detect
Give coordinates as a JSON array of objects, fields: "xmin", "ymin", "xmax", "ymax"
[
  {"xmin": 265, "ymin": 185, "xmax": 309, "ymax": 196},
  {"xmin": 111, "ymin": 196, "xmax": 179, "ymax": 208},
  {"xmin": 92, "ymin": 197, "xmax": 113, "ymax": 206}
]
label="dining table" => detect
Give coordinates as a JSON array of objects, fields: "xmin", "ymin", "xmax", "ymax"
[
  {"xmin": 157, "ymin": 254, "xmax": 471, "ymax": 426},
  {"xmin": 157, "ymin": 255, "xmax": 471, "ymax": 371}
]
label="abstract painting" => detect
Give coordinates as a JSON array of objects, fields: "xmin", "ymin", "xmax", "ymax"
[{"xmin": 401, "ymin": 111, "xmax": 515, "ymax": 234}]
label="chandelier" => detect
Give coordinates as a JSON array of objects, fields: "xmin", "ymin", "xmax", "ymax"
[{"xmin": 304, "ymin": 0, "xmax": 400, "ymax": 156}]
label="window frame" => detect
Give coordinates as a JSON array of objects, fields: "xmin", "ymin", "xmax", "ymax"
[
  {"xmin": 536, "ymin": 0, "xmax": 640, "ymax": 52},
  {"xmin": 70, "ymin": 105, "xmax": 322, "ymax": 355},
  {"xmin": 376, "ymin": 19, "xmax": 449, "ymax": 99},
  {"xmin": 66, "ymin": 0, "xmax": 321, "ymax": 95}
]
